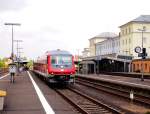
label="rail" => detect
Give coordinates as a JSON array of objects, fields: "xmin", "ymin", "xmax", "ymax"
[
  {"xmin": 77, "ymin": 78, "xmax": 150, "ymax": 107},
  {"xmin": 55, "ymin": 87, "xmax": 122, "ymax": 114}
]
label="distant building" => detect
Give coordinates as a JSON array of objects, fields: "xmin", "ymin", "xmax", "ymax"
[
  {"xmin": 119, "ymin": 15, "xmax": 150, "ymax": 58},
  {"xmin": 89, "ymin": 32, "xmax": 118, "ymax": 56},
  {"xmin": 96, "ymin": 36, "xmax": 120, "ymax": 57},
  {"xmin": 80, "ymin": 15, "xmax": 150, "ymax": 74},
  {"xmin": 82, "ymin": 48, "xmax": 90, "ymax": 58}
]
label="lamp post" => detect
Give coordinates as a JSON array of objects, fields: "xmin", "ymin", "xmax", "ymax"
[
  {"xmin": 137, "ymin": 26, "xmax": 146, "ymax": 81},
  {"xmin": 4, "ymin": 23, "xmax": 21, "ymax": 63},
  {"xmin": 123, "ymin": 50, "xmax": 129, "ymax": 72},
  {"xmin": 14, "ymin": 40, "xmax": 23, "ymax": 61},
  {"xmin": 14, "ymin": 40, "xmax": 23, "ymax": 73}
]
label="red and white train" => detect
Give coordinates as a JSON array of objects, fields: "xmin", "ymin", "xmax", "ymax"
[{"xmin": 33, "ymin": 49, "xmax": 76, "ymax": 84}]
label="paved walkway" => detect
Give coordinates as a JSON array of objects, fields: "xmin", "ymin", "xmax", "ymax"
[
  {"xmin": 0, "ymin": 71, "xmax": 45, "ymax": 114},
  {"xmin": 77, "ymin": 73, "xmax": 150, "ymax": 89}
]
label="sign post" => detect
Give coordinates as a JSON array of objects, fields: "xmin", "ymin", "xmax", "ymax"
[{"xmin": 135, "ymin": 46, "xmax": 147, "ymax": 81}]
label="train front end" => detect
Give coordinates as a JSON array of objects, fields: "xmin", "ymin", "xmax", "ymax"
[{"xmin": 47, "ymin": 51, "xmax": 76, "ymax": 84}]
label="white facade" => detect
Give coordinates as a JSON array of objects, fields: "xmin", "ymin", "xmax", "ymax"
[
  {"xmin": 89, "ymin": 32, "xmax": 118, "ymax": 56},
  {"xmin": 119, "ymin": 15, "xmax": 150, "ymax": 59},
  {"xmin": 89, "ymin": 37, "xmax": 106, "ymax": 56},
  {"xmin": 96, "ymin": 36, "xmax": 120, "ymax": 57},
  {"xmin": 82, "ymin": 48, "xmax": 90, "ymax": 57},
  {"xmin": 87, "ymin": 15, "xmax": 150, "ymax": 60}
]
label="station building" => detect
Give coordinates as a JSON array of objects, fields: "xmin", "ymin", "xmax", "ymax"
[
  {"xmin": 119, "ymin": 15, "xmax": 150, "ymax": 58},
  {"xmin": 82, "ymin": 48, "xmax": 90, "ymax": 58},
  {"xmin": 89, "ymin": 32, "xmax": 118, "ymax": 56},
  {"xmin": 81, "ymin": 15, "xmax": 150, "ymax": 74}
]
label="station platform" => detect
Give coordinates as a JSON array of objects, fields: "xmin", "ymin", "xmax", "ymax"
[
  {"xmin": 0, "ymin": 71, "xmax": 45, "ymax": 114},
  {"xmin": 77, "ymin": 73, "xmax": 150, "ymax": 90},
  {"xmin": 0, "ymin": 71, "xmax": 78, "ymax": 114}
]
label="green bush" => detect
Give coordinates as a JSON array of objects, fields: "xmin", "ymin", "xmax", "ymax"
[
  {"xmin": 27, "ymin": 60, "xmax": 33, "ymax": 69},
  {"xmin": 0, "ymin": 60, "xmax": 5, "ymax": 68},
  {"xmin": 0, "ymin": 58, "xmax": 8, "ymax": 68}
]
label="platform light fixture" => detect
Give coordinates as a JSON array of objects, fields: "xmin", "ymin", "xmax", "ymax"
[
  {"xmin": 14, "ymin": 40, "xmax": 23, "ymax": 60},
  {"xmin": 4, "ymin": 23, "xmax": 21, "ymax": 63}
]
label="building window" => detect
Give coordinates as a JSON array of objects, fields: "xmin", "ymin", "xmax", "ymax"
[
  {"xmin": 122, "ymin": 40, "xmax": 124, "ymax": 45},
  {"xmin": 143, "ymin": 37, "xmax": 147, "ymax": 43},
  {"xmin": 126, "ymin": 28, "xmax": 127, "ymax": 34},
  {"xmin": 133, "ymin": 64, "xmax": 135, "ymax": 71},
  {"xmin": 129, "ymin": 27, "xmax": 131, "ymax": 33},
  {"xmin": 145, "ymin": 63, "xmax": 147, "ymax": 70},
  {"xmin": 129, "ymin": 48, "xmax": 131, "ymax": 54},
  {"xmin": 129, "ymin": 38, "xmax": 131, "ymax": 44},
  {"xmin": 137, "ymin": 64, "xmax": 139, "ymax": 69},
  {"xmin": 122, "ymin": 30, "xmax": 124, "ymax": 35}
]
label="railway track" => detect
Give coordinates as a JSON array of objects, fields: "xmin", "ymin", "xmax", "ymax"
[
  {"xmin": 76, "ymin": 78, "xmax": 150, "ymax": 107},
  {"xmin": 55, "ymin": 87, "xmax": 122, "ymax": 114}
]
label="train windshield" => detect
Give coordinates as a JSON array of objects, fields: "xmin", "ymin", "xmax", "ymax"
[{"xmin": 51, "ymin": 55, "xmax": 72, "ymax": 68}]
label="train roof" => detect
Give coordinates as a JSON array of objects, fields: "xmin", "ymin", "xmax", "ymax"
[{"xmin": 46, "ymin": 50, "xmax": 72, "ymax": 56}]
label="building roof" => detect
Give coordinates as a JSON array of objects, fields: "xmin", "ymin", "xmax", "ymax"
[
  {"xmin": 89, "ymin": 32, "xmax": 118, "ymax": 41},
  {"xmin": 96, "ymin": 36, "xmax": 119, "ymax": 45},
  {"xmin": 81, "ymin": 55, "xmax": 131, "ymax": 62},
  {"xmin": 94, "ymin": 32, "xmax": 118, "ymax": 38},
  {"xmin": 120, "ymin": 15, "xmax": 150, "ymax": 27},
  {"xmin": 132, "ymin": 15, "xmax": 150, "ymax": 22}
]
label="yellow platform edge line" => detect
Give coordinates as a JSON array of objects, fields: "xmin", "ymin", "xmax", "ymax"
[{"xmin": 0, "ymin": 90, "xmax": 7, "ymax": 97}]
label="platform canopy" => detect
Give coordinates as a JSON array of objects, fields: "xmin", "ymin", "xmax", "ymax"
[{"xmin": 80, "ymin": 60, "xmax": 95, "ymax": 64}]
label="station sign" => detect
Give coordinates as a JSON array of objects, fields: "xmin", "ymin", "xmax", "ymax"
[{"xmin": 138, "ymin": 53, "xmax": 143, "ymax": 57}]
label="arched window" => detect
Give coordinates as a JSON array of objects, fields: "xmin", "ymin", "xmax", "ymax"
[
  {"xmin": 133, "ymin": 64, "xmax": 135, "ymax": 71},
  {"xmin": 137, "ymin": 64, "xmax": 139, "ymax": 69},
  {"xmin": 145, "ymin": 63, "xmax": 147, "ymax": 70}
]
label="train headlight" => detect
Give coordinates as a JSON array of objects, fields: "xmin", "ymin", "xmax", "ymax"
[
  {"xmin": 60, "ymin": 69, "xmax": 64, "ymax": 71},
  {"xmin": 51, "ymin": 72, "xmax": 53, "ymax": 74}
]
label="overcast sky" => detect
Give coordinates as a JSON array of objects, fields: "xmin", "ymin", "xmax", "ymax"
[{"xmin": 0, "ymin": 0, "xmax": 150, "ymax": 59}]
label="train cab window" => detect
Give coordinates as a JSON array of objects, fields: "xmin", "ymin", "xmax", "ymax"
[
  {"xmin": 51, "ymin": 55, "xmax": 72, "ymax": 68},
  {"xmin": 51, "ymin": 57, "xmax": 56, "ymax": 64}
]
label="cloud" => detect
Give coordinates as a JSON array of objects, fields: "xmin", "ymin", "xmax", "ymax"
[
  {"xmin": 0, "ymin": 0, "xmax": 28, "ymax": 12},
  {"xmin": 40, "ymin": 26, "xmax": 61, "ymax": 34}
]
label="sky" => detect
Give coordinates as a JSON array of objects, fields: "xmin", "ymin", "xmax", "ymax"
[{"xmin": 0, "ymin": 0, "xmax": 150, "ymax": 59}]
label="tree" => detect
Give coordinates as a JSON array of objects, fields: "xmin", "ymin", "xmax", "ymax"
[
  {"xmin": 0, "ymin": 58, "xmax": 5, "ymax": 68},
  {"xmin": 27, "ymin": 60, "xmax": 33, "ymax": 69},
  {"xmin": 0, "ymin": 58, "xmax": 9, "ymax": 68}
]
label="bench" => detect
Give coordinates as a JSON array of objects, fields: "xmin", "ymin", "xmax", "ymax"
[{"xmin": 0, "ymin": 90, "xmax": 6, "ymax": 110}]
